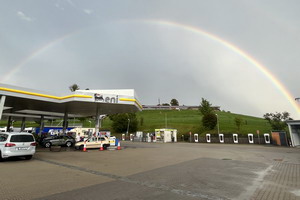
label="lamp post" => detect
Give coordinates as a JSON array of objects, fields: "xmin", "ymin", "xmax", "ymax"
[
  {"xmin": 165, "ymin": 113, "xmax": 168, "ymax": 128},
  {"xmin": 126, "ymin": 118, "xmax": 130, "ymax": 136},
  {"xmin": 98, "ymin": 115, "xmax": 107, "ymax": 129},
  {"xmin": 216, "ymin": 114, "xmax": 219, "ymax": 134}
]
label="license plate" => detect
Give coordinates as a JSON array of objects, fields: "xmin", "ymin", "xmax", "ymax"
[{"xmin": 17, "ymin": 147, "xmax": 28, "ymax": 150}]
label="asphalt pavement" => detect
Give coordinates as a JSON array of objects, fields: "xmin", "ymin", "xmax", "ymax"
[{"xmin": 0, "ymin": 142, "xmax": 299, "ymax": 200}]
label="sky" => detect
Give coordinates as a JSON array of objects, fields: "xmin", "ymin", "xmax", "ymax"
[{"xmin": 0, "ymin": 0, "xmax": 300, "ymax": 118}]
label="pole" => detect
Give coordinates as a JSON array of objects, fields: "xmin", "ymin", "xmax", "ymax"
[
  {"xmin": 62, "ymin": 111, "xmax": 68, "ymax": 134},
  {"xmin": 95, "ymin": 108, "xmax": 99, "ymax": 133},
  {"xmin": 0, "ymin": 95, "xmax": 6, "ymax": 121},
  {"xmin": 126, "ymin": 118, "xmax": 130, "ymax": 136},
  {"xmin": 165, "ymin": 113, "xmax": 168, "ymax": 128},
  {"xmin": 39, "ymin": 115, "xmax": 44, "ymax": 136},
  {"xmin": 21, "ymin": 117, "xmax": 26, "ymax": 132},
  {"xmin": 216, "ymin": 114, "xmax": 219, "ymax": 134}
]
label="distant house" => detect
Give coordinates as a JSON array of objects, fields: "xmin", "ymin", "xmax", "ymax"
[{"xmin": 142, "ymin": 105, "xmax": 220, "ymax": 111}]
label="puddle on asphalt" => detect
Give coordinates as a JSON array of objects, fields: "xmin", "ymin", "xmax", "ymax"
[{"xmin": 291, "ymin": 190, "xmax": 300, "ymax": 197}]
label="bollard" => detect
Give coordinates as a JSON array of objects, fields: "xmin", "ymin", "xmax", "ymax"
[
  {"xmin": 99, "ymin": 143, "xmax": 104, "ymax": 151},
  {"xmin": 264, "ymin": 133, "xmax": 270, "ymax": 144},
  {"xmin": 248, "ymin": 133, "xmax": 254, "ymax": 144},
  {"xmin": 194, "ymin": 134, "xmax": 199, "ymax": 143},
  {"xmin": 206, "ymin": 134, "xmax": 211, "ymax": 143},
  {"xmin": 117, "ymin": 141, "xmax": 121, "ymax": 150},
  {"xmin": 83, "ymin": 141, "xmax": 87, "ymax": 152},
  {"xmin": 233, "ymin": 133, "xmax": 238, "ymax": 144},
  {"xmin": 219, "ymin": 133, "xmax": 224, "ymax": 143}
]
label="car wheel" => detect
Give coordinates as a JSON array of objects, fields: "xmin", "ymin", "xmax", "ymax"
[
  {"xmin": 45, "ymin": 142, "xmax": 51, "ymax": 148},
  {"xmin": 66, "ymin": 141, "xmax": 72, "ymax": 147},
  {"xmin": 25, "ymin": 155, "xmax": 32, "ymax": 160}
]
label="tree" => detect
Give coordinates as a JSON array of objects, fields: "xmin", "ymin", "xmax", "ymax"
[
  {"xmin": 202, "ymin": 113, "xmax": 217, "ymax": 130},
  {"xmin": 263, "ymin": 111, "xmax": 292, "ymax": 130},
  {"xmin": 162, "ymin": 103, "xmax": 170, "ymax": 106},
  {"xmin": 109, "ymin": 113, "xmax": 138, "ymax": 133},
  {"xmin": 199, "ymin": 98, "xmax": 214, "ymax": 115},
  {"xmin": 170, "ymin": 99, "xmax": 179, "ymax": 106},
  {"xmin": 69, "ymin": 84, "xmax": 80, "ymax": 92},
  {"xmin": 199, "ymin": 98, "xmax": 217, "ymax": 130},
  {"xmin": 234, "ymin": 117, "xmax": 243, "ymax": 133},
  {"xmin": 77, "ymin": 117, "xmax": 87, "ymax": 126}
]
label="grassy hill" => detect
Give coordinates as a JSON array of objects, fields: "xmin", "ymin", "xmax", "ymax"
[
  {"xmin": 101, "ymin": 110, "xmax": 272, "ymax": 136},
  {"xmin": 1, "ymin": 110, "xmax": 272, "ymax": 136}
]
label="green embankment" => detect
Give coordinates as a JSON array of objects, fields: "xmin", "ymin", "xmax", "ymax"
[{"xmin": 102, "ymin": 110, "xmax": 272, "ymax": 136}]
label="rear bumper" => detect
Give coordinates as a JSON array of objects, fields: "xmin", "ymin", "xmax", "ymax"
[{"xmin": 2, "ymin": 147, "xmax": 36, "ymax": 158}]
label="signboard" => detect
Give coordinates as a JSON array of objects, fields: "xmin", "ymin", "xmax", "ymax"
[{"xmin": 94, "ymin": 93, "xmax": 119, "ymax": 103}]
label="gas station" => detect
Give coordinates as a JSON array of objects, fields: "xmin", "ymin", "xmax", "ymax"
[{"xmin": 0, "ymin": 83, "xmax": 142, "ymax": 134}]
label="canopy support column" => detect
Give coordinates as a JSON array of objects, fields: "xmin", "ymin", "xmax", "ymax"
[
  {"xmin": 21, "ymin": 117, "xmax": 26, "ymax": 132},
  {"xmin": 6, "ymin": 116, "xmax": 13, "ymax": 132},
  {"xmin": 62, "ymin": 111, "xmax": 68, "ymax": 134},
  {"xmin": 95, "ymin": 107, "xmax": 100, "ymax": 134},
  {"xmin": 0, "ymin": 95, "xmax": 6, "ymax": 121},
  {"xmin": 39, "ymin": 115, "xmax": 44, "ymax": 136}
]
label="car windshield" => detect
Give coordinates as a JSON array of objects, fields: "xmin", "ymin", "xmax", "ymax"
[{"xmin": 10, "ymin": 135, "xmax": 34, "ymax": 142}]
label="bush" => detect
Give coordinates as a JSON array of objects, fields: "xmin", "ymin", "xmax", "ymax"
[
  {"xmin": 202, "ymin": 113, "xmax": 217, "ymax": 130},
  {"xmin": 109, "ymin": 113, "xmax": 138, "ymax": 133}
]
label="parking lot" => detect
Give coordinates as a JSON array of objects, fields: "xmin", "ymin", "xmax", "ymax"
[{"xmin": 0, "ymin": 142, "xmax": 299, "ymax": 200}]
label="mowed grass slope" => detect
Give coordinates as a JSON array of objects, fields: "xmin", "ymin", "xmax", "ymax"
[{"xmin": 102, "ymin": 110, "xmax": 272, "ymax": 135}]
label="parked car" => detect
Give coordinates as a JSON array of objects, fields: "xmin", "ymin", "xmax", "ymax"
[
  {"xmin": 0, "ymin": 132, "xmax": 36, "ymax": 160},
  {"xmin": 41, "ymin": 135, "xmax": 75, "ymax": 148},
  {"xmin": 75, "ymin": 136, "xmax": 110, "ymax": 150}
]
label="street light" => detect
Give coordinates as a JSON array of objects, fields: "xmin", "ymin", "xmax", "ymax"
[
  {"xmin": 98, "ymin": 115, "xmax": 107, "ymax": 129},
  {"xmin": 165, "ymin": 113, "xmax": 168, "ymax": 128},
  {"xmin": 126, "ymin": 118, "xmax": 130, "ymax": 136},
  {"xmin": 216, "ymin": 114, "xmax": 219, "ymax": 134}
]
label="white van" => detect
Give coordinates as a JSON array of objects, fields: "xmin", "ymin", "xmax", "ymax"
[{"xmin": 0, "ymin": 132, "xmax": 36, "ymax": 160}]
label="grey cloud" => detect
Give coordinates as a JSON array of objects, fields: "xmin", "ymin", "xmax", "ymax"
[
  {"xmin": 1, "ymin": 0, "xmax": 299, "ymax": 118},
  {"xmin": 17, "ymin": 11, "xmax": 33, "ymax": 21}
]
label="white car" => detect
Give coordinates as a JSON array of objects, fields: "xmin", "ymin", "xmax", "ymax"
[
  {"xmin": 75, "ymin": 136, "xmax": 110, "ymax": 150},
  {"xmin": 0, "ymin": 132, "xmax": 36, "ymax": 161}
]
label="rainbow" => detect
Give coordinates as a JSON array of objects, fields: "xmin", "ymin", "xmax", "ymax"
[
  {"xmin": 2, "ymin": 19, "xmax": 299, "ymax": 115},
  {"xmin": 0, "ymin": 29, "xmax": 81, "ymax": 82},
  {"xmin": 133, "ymin": 19, "xmax": 300, "ymax": 115}
]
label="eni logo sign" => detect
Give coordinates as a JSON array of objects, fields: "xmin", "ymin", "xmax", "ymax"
[{"xmin": 94, "ymin": 93, "xmax": 119, "ymax": 103}]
